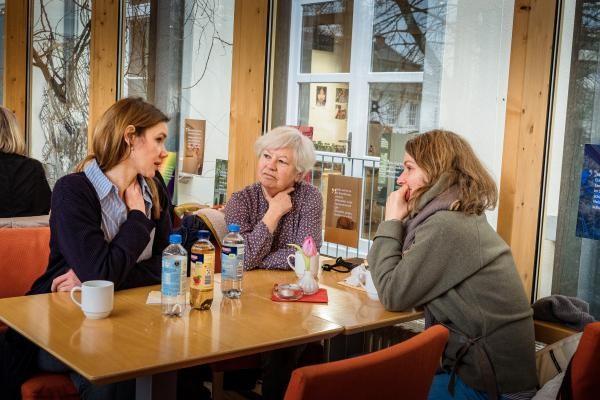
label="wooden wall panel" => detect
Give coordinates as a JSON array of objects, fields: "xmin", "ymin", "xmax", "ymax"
[
  {"xmin": 498, "ymin": 0, "xmax": 557, "ymax": 300},
  {"xmin": 88, "ymin": 0, "xmax": 120, "ymax": 148},
  {"xmin": 4, "ymin": 0, "xmax": 29, "ymax": 139},
  {"xmin": 227, "ymin": 0, "xmax": 269, "ymax": 197}
]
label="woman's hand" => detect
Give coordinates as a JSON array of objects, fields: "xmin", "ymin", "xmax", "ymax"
[
  {"xmin": 385, "ymin": 185, "xmax": 410, "ymax": 221},
  {"xmin": 51, "ymin": 268, "xmax": 82, "ymax": 292},
  {"xmin": 124, "ymin": 180, "xmax": 145, "ymax": 213},
  {"xmin": 262, "ymin": 186, "xmax": 295, "ymax": 233}
]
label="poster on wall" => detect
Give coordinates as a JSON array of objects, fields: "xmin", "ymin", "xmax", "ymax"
[
  {"xmin": 316, "ymin": 86, "xmax": 327, "ymax": 106},
  {"xmin": 181, "ymin": 119, "xmax": 206, "ymax": 175},
  {"xmin": 324, "ymin": 175, "xmax": 363, "ymax": 248},
  {"xmin": 213, "ymin": 159, "xmax": 228, "ymax": 206},
  {"xmin": 576, "ymin": 144, "xmax": 600, "ymax": 240}
]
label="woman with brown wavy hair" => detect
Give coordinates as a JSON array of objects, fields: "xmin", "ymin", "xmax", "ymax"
[{"xmin": 367, "ymin": 130, "xmax": 537, "ymax": 399}]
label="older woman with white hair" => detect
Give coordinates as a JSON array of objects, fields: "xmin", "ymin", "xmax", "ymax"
[{"xmin": 225, "ymin": 126, "xmax": 322, "ymax": 270}]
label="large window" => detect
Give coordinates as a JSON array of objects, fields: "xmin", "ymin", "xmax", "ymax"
[
  {"xmin": 29, "ymin": 0, "xmax": 91, "ymax": 186},
  {"xmin": 539, "ymin": 0, "xmax": 600, "ymax": 318},
  {"xmin": 121, "ymin": 0, "xmax": 234, "ymax": 204},
  {"xmin": 0, "ymin": 2, "xmax": 5, "ymax": 101},
  {"xmin": 270, "ymin": 0, "xmax": 514, "ymax": 255}
]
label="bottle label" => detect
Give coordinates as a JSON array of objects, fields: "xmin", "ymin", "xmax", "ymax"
[
  {"xmin": 162, "ymin": 256, "xmax": 185, "ymax": 297},
  {"xmin": 221, "ymin": 246, "xmax": 244, "ymax": 280},
  {"xmin": 191, "ymin": 253, "xmax": 214, "ymax": 290}
]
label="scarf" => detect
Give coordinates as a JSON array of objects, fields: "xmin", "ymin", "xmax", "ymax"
[{"xmin": 402, "ymin": 173, "xmax": 460, "ymax": 252}]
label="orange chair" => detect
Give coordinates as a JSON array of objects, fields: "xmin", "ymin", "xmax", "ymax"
[
  {"xmin": 283, "ymin": 325, "xmax": 449, "ymax": 400},
  {"xmin": 0, "ymin": 227, "xmax": 79, "ymax": 400},
  {"xmin": 0, "ymin": 227, "xmax": 51, "ymax": 332},
  {"xmin": 560, "ymin": 321, "xmax": 600, "ymax": 399}
]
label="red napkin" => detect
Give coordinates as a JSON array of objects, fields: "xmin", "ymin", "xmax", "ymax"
[{"xmin": 271, "ymin": 288, "xmax": 328, "ymax": 303}]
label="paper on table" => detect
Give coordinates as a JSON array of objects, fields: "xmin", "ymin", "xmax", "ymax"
[
  {"xmin": 337, "ymin": 280, "xmax": 366, "ymax": 292},
  {"xmin": 147, "ymin": 291, "xmax": 161, "ymax": 304}
]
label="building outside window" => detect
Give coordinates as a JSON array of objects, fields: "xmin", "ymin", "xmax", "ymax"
[{"xmin": 269, "ymin": 0, "xmax": 514, "ymax": 256}]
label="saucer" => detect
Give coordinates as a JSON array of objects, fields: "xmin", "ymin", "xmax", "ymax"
[{"xmin": 273, "ymin": 283, "xmax": 304, "ymax": 301}]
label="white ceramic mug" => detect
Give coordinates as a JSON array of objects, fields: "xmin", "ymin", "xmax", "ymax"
[
  {"xmin": 287, "ymin": 251, "xmax": 319, "ymax": 278},
  {"xmin": 70, "ymin": 280, "xmax": 114, "ymax": 319},
  {"xmin": 359, "ymin": 270, "xmax": 379, "ymax": 301}
]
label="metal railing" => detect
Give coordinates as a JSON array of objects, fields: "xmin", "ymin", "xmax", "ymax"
[{"xmin": 309, "ymin": 153, "xmax": 397, "ymax": 260}]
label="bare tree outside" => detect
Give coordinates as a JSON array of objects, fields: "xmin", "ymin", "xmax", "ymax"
[
  {"xmin": 30, "ymin": 0, "xmax": 231, "ymax": 186},
  {"xmin": 122, "ymin": 0, "xmax": 233, "ymax": 96},
  {"xmin": 372, "ymin": 0, "xmax": 447, "ymax": 72},
  {"xmin": 32, "ymin": 0, "xmax": 91, "ymax": 186}
]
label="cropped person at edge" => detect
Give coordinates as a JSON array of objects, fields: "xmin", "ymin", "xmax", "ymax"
[
  {"xmin": 367, "ymin": 130, "xmax": 537, "ymax": 400},
  {"xmin": 0, "ymin": 97, "xmax": 172, "ymax": 400},
  {"xmin": 0, "ymin": 106, "xmax": 51, "ymax": 217}
]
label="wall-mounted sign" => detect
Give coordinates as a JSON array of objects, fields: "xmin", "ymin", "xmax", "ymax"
[
  {"xmin": 576, "ymin": 144, "xmax": 600, "ymax": 240},
  {"xmin": 181, "ymin": 119, "xmax": 206, "ymax": 175},
  {"xmin": 324, "ymin": 175, "xmax": 363, "ymax": 248}
]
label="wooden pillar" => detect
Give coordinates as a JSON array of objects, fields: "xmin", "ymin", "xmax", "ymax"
[
  {"xmin": 498, "ymin": 0, "xmax": 558, "ymax": 300},
  {"xmin": 4, "ymin": 0, "xmax": 29, "ymax": 140},
  {"xmin": 227, "ymin": 0, "xmax": 269, "ymax": 197},
  {"xmin": 88, "ymin": 0, "xmax": 120, "ymax": 148}
]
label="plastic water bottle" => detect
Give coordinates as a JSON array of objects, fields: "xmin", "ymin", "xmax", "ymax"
[
  {"xmin": 221, "ymin": 224, "xmax": 244, "ymax": 299},
  {"xmin": 190, "ymin": 230, "xmax": 214, "ymax": 310},
  {"xmin": 161, "ymin": 234, "xmax": 187, "ymax": 316}
]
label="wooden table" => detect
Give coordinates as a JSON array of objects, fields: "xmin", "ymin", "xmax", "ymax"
[
  {"xmin": 238, "ymin": 268, "xmax": 423, "ymax": 334},
  {"xmin": 0, "ymin": 280, "xmax": 342, "ymax": 399},
  {"xmin": 0, "ymin": 266, "xmax": 422, "ymax": 399}
]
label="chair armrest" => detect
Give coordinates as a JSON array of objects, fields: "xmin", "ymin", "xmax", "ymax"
[{"xmin": 535, "ymin": 320, "xmax": 577, "ymax": 345}]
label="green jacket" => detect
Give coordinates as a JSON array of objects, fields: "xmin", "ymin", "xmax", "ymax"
[{"xmin": 367, "ymin": 197, "xmax": 537, "ymax": 393}]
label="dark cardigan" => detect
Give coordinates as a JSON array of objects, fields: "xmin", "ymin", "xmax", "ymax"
[{"xmin": 28, "ymin": 171, "xmax": 172, "ymax": 294}]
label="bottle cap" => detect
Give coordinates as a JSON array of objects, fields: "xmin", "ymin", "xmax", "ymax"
[
  {"xmin": 197, "ymin": 230, "xmax": 210, "ymax": 240},
  {"xmin": 169, "ymin": 234, "xmax": 182, "ymax": 244},
  {"xmin": 227, "ymin": 223, "xmax": 240, "ymax": 232}
]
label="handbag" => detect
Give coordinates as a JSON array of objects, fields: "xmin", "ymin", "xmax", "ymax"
[{"xmin": 535, "ymin": 332, "xmax": 581, "ymax": 387}]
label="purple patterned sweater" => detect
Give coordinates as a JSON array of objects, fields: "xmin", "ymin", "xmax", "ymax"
[{"xmin": 224, "ymin": 181, "xmax": 323, "ymax": 270}]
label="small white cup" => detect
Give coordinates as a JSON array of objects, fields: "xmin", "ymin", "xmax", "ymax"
[
  {"xmin": 287, "ymin": 251, "xmax": 319, "ymax": 278},
  {"xmin": 359, "ymin": 270, "xmax": 379, "ymax": 301},
  {"xmin": 70, "ymin": 280, "xmax": 114, "ymax": 319}
]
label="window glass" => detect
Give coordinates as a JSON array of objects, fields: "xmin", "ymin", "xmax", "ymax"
[
  {"xmin": 301, "ymin": 0, "xmax": 353, "ymax": 74},
  {"xmin": 29, "ymin": 0, "xmax": 91, "ymax": 186},
  {"xmin": 0, "ymin": 2, "xmax": 5, "ymax": 101},
  {"xmin": 367, "ymin": 82, "xmax": 421, "ymax": 156},
  {"xmin": 121, "ymin": 0, "xmax": 234, "ymax": 204},
  {"xmin": 270, "ymin": 0, "xmax": 514, "ymax": 256},
  {"xmin": 539, "ymin": 0, "xmax": 600, "ymax": 318},
  {"xmin": 298, "ymin": 82, "xmax": 349, "ymax": 153},
  {"xmin": 122, "ymin": 1, "xmax": 150, "ymax": 98}
]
